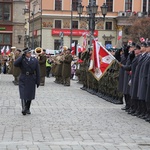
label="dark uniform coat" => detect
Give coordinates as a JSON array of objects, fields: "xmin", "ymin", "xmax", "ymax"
[
  {"xmin": 14, "ymin": 56, "xmax": 40, "ymax": 101},
  {"xmin": 138, "ymin": 54, "xmax": 150, "ymax": 100},
  {"xmin": 130, "ymin": 55, "xmax": 140, "ymax": 96},
  {"xmin": 131, "ymin": 53, "xmax": 147, "ymax": 99},
  {"xmin": 146, "ymin": 57, "xmax": 150, "ymax": 102},
  {"xmin": 62, "ymin": 54, "xmax": 73, "ymax": 78},
  {"xmin": 122, "ymin": 54, "xmax": 132, "ymax": 95},
  {"xmin": 38, "ymin": 54, "xmax": 46, "ymax": 77},
  {"xmin": 118, "ymin": 54, "xmax": 127, "ymax": 92}
]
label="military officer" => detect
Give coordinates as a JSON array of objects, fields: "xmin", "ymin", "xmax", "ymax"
[
  {"xmin": 14, "ymin": 48, "xmax": 40, "ymax": 115},
  {"xmin": 131, "ymin": 42, "xmax": 147, "ymax": 117},
  {"xmin": 120, "ymin": 42, "xmax": 135, "ymax": 111},
  {"xmin": 129, "ymin": 44, "xmax": 141, "ymax": 115}
]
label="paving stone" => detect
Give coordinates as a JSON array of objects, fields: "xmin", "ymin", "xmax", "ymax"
[{"xmin": 0, "ymin": 75, "xmax": 150, "ymax": 150}]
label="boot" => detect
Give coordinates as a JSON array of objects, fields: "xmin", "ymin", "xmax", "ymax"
[
  {"xmin": 21, "ymin": 99, "xmax": 26, "ymax": 115},
  {"xmin": 26, "ymin": 101, "xmax": 31, "ymax": 114}
]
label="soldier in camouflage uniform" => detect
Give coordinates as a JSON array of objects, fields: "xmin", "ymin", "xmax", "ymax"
[{"xmin": 13, "ymin": 49, "xmax": 21, "ymax": 85}]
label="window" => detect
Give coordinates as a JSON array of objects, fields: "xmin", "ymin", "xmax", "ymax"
[
  {"xmin": 105, "ymin": 22, "xmax": 112, "ymax": 30},
  {"xmin": 72, "ymin": 0, "xmax": 78, "ymax": 11},
  {"xmin": 89, "ymin": 0, "xmax": 97, "ymax": 4},
  {"xmin": 55, "ymin": 0, "xmax": 62, "ymax": 11},
  {"xmin": 55, "ymin": 20, "xmax": 61, "ymax": 28},
  {"xmin": 72, "ymin": 21, "xmax": 78, "ymax": 29},
  {"xmin": 0, "ymin": 2, "xmax": 11, "ymax": 21},
  {"xmin": 125, "ymin": 0, "xmax": 132, "ymax": 11},
  {"xmin": 0, "ymin": 33, "xmax": 11, "ymax": 45},
  {"xmin": 143, "ymin": 0, "xmax": 147, "ymax": 12},
  {"xmin": 54, "ymin": 39, "xmax": 60, "ymax": 50},
  {"xmin": 106, "ymin": 0, "xmax": 113, "ymax": 12}
]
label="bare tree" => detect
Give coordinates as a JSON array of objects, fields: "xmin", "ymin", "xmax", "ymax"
[{"xmin": 127, "ymin": 17, "xmax": 150, "ymax": 43}]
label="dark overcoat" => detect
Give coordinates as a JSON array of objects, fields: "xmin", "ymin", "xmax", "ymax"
[
  {"xmin": 38, "ymin": 54, "xmax": 46, "ymax": 77},
  {"xmin": 14, "ymin": 56, "xmax": 40, "ymax": 101},
  {"xmin": 131, "ymin": 53, "xmax": 147, "ymax": 99},
  {"xmin": 146, "ymin": 58, "xmax": 150, "ymax": 102},
  {"xmin": 62, "ymin": 54, "xmax": 73, "ymax": 78},
  {"xmin": 130, "ymin": 55, "xmax": 140, "ymax": 96},
  {"xmin": 122, "ymin": 54, "xmax": 132, "ymax": 95},
  {"xmin": 138, "ymin": 54, "xmax": 150, "ymax": 100},
  {"xmin": 118, "ymin": 54, "xmax": 127, "ymax": 92}
]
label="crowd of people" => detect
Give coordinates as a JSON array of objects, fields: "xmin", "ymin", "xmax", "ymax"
[
  {"xmin": 0, "ymin": 40, "xmax": 150, "ymax": 119},
  {"xmin": 118, "ymin": 41, "xmax": 150, "ymax": 122}
]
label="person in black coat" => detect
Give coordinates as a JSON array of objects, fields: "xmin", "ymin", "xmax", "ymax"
[
  {"xmin": 119, "ymin": 43, "xmax": 135, "ymax": 111},
  {"xmin": 131, "ymin": 42, "xmax": 147, "ymax": 117},
  {"xmin": 14, "ymin": 48, "xmax": 40, "ymax": 115},
  {"xmin": 129, "ymin": 44, "xmax": 141, "ymax": 115}
]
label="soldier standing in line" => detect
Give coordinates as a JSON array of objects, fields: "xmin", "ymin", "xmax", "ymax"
[
  {"xmin": 118, "ymin": 46, "xmax": 129, "ymax": 109},
  {"xmin": 13, "ymin": 49, "xmax": 21, "ymax": 85},
  {"xmin": 144, "ymin": 42, "xmax": 150, "ymax": 122},
  {"xmin": 131, "ymin": 42, "xmax": 147, "ymax": 117},
  {"xmin": 38, "ymin": 49, "xmax": 46, "ymax": 86},
  {"xmin": 128, "ymin": 44, "xmax": 141, "ymax": 115},
  {"xmin": 136, "ymin": 43, "xmax": 149, "ymax": 119},
  {"xmin": 120, "ymin": 42, "xmax": 135, "ymax": 112},
  {"xmin": 62, "ymin": 48, "xmax": 73, "ymax": 86},
  {"xmin": 9, "ymin": 46, "xmax": 16, "ymax": 75}
]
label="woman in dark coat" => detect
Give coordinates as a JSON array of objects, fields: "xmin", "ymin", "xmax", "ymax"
[{"xmin": 14, "ymin": 48, "xmax": 40, "ymax": 115}]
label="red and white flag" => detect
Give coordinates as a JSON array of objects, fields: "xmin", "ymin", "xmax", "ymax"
[
  {"xmin": 6, "ymin": 46, "xmax": 10, "ymax": 55},
  {"xmin": 118, "ymin": 30, "xmax": 122, "ymax": 40},
  {"xmin": 89, "ymin": 40, "xmax": 115, "ymax": 81},
  {"xmin": 71, "ymin": 42, "xmax": 75, "ymax": 55},
  {"xmin": 140, "ymin": 37, "xmax": 145, "ymax": 42},
  {"xmin": 82, "ymin": 33, "xmax": 88, "ymax": 52},
  {"xmin": 1, "ymin": 46, "xmax": 5, "ymax": 56}
]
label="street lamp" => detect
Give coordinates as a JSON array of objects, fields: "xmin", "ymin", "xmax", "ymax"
[
  {"xmin": 77, "ymin": 0, "xmax": 108, "ymax": 50},
  {"xmin": 31, "ymin": 4, "xmax": 35, "ymax": 50},
  {"xmin": 59, "ymin": 32, "xmax": 64, "ymax": 51}
]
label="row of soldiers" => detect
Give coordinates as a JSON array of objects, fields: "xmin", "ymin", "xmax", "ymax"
[
  {"xmin": 51, "ymin": 46, "xmax": 73, "ymax": 86},
  {"xmin": 75, "ymin": 48, "xmax": 123, "ymax": 104},
  {"xmin": 118, "ymin": 41, "xmax": 150, "ymax": 122}
]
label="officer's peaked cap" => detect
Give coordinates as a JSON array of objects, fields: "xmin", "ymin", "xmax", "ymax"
[
  {"xmin": 135, "ymin": 44, "xmax": 141, "ymax": 50},
  {"xmin": 22, "ymin": 47, "xmax": 31, "ymax": 53}
]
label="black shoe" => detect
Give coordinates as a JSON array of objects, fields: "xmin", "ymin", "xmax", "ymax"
[
  {"xmin": 80, "ymin": 87, "xmax": 86, "ymax": 90},
  {"xmin": 132, "ymin": 111, "xmax": 141, "ymax": 116},
  {"xmin": 64, "ymin": 84, "xmax": 70, "ymax": 86},
  {"xmin": 125, "ymin": 108, "xmax": 131, "ymax": 112},
  {"xmin": 145, "ymin": 116, "xmax": 150, "ymax": 122},
  {"xmin": 121, "ymin": 106, "xmax": 129, "ymax": 110},
  {"xmin": 128, "ymin": 109, "xmax": 135, "ymax": 114},
  {"xmin": 26, "ymin": 110, "xmax": 31, "ymax": 114},
  {"xmin": 22, "ymin": 109, "xmax": 26, "ymax": 115},
  {"xmin": 113, "ymin": 100, "xmax": 123, "ymax": 104}
]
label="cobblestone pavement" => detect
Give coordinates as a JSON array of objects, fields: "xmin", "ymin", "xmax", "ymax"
[{"xmin": 0, "ymin": 74, "xmax": 150, "ymax": 150}]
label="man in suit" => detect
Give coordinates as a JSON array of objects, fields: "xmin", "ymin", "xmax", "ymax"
[{"xmin": 14, "ymin": 48, "xmax": 40, "ymax": 115}]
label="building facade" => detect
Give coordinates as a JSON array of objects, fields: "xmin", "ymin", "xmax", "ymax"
[
  {"xmin": 0, "ymin": 0, "xmax": 25, "ymax": 51},
  {"xmin": 27, "ymin": 0, "xmax": 150, "ymax": 50}
]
